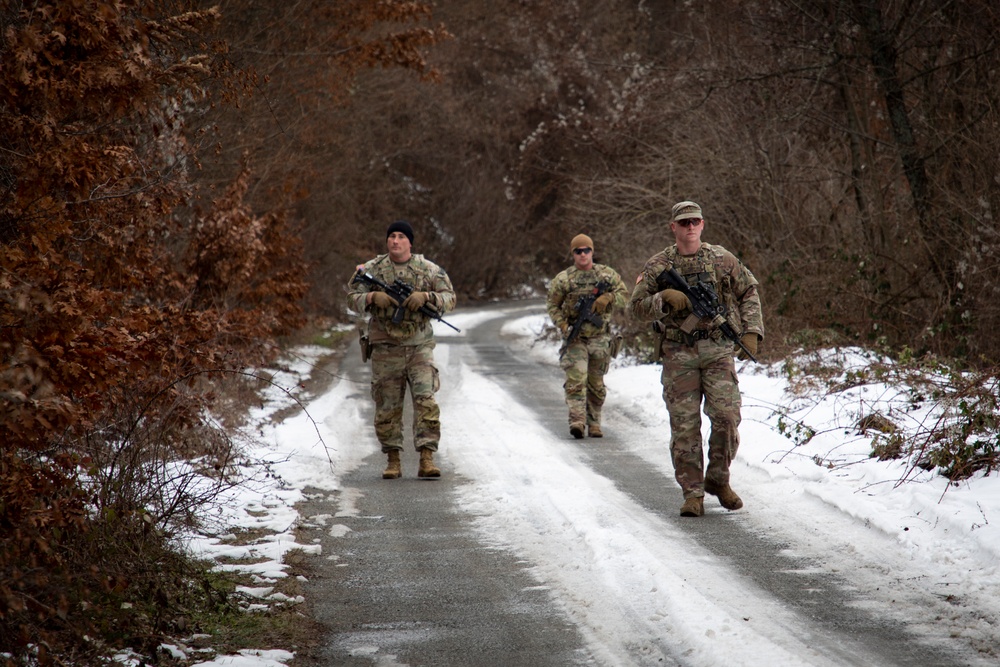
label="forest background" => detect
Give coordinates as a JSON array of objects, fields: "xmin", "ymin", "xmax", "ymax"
[{"xmin": 3, "ymin": 0, "xmax": 1000, "ymax": 664}]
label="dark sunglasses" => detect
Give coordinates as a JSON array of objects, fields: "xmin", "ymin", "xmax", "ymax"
[
  {"xmin": 573, "ymin": 247, "xmax": 593, "ymax": 255},
  {"xmin": 675, "ymin": 218, "xmax": 703, "ymax": 227}
]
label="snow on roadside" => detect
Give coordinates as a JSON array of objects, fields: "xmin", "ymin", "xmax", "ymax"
[{"xmin": 131, "ymin": 337, "xmax": 347, "ymax": 667}]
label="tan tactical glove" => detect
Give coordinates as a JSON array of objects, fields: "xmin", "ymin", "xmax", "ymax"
[
  {"xmin": 592, "ymin": 292, "xmax": 614, "ymax": 314},
  {"xmin": 402, "ymin": 291, "xmax": 430, "ymax": 312},
  {"xmin": 370, "ymin": 291, "xmax": 399, "ymax": 309},
  {"xmin": 737, "ymin": 333, "xmax": 759, "ymax": 360},
  {"xmin": 658, "ymin": 288, "xmax": 691, "ymax": 313},
  {"xmin": 558, "ymin": 321, "xmax": 569, "ymax": 336}
]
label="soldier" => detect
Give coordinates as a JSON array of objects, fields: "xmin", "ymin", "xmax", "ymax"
[
  {"xmin": 347, "ymin": 220, "xmax": 456, "ymax": 479},
  {"xmin": 628, "ymin": 201, "xmax": 764, "ymax": 517},
  {"xmin": 547, "ymin": 233, "xmax": 628, "ymax": 439}
]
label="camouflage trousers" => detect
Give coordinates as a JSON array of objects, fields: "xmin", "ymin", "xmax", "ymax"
[
  {"xmin": 660, "ymin": 338, "xmax": 741, "ymax": 499},
  {"xmin": 370, "ymin": 342, "xmax": 441, "ymax": 452},
  {"xmin": 559, "ymin": 334, "xmax": 612, "ymax": 428}
]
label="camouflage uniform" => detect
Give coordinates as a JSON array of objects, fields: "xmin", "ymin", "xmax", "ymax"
[
  {"xmin": 547, "ymin": 264, "xmax": 628, "ymax": 433},
  {"xmin": 629, "ymin": 243, "xmax": 763, "ymax": 499},
  {"xmin": 346, "ymin": 253, "xmax": 456, "ymax": 453}
]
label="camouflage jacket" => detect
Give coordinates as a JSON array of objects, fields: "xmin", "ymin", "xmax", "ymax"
[
  {"xmin": 347, "ymin": 253, "xmax": 456, "ymax": 346},
  {"xmin": 546, "ymin": 263, "xmax": 628, "ymax": 338},
  {"xmin": 628, "ymin": 243, "xmax": 764, "ymax": 341}
]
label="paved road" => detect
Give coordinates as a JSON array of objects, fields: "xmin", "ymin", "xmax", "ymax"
[{"xmin": 295, "ymin": 302, "xmax": 966, "ymax": 666}]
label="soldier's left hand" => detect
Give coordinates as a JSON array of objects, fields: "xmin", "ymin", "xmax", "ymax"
[
  {"xmin": 402, "ymin": 291, "xmax": 430, "ymax": 311},
  {"xmin": 592, "ymin": 292, "xmax": 613, "ymax": 314},
  {"xmin": 737, "ymin": 333, "xmax": 759, "ymax": 360}
]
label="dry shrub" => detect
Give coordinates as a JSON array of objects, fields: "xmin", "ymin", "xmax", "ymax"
[
  {"xmin": 0, "ymin": 1, "xmax": 306, "ymax": 661},
  {"xmin": 0, "ymin": 451, "xmax": 90, "ymax": 661}
]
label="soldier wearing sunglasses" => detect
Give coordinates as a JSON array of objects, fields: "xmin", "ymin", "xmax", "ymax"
[
  {"xmin": 628, "ymin": 201, "xmax": 764, "ymax": 517},
  {"xmin": 547, "ymin": 234, "xmax": 628, "ymax": 439}
]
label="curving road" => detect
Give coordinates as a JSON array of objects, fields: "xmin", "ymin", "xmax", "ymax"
[{"xmin": 294, "ymin": 301, "xmax": 980, "ymax": 666}]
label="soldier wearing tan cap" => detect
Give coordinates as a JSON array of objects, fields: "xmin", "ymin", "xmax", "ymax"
[
  {"xmin": 546, "ymin": 233, "xmax": 628, "ymax": 439},
  {"xmin": 629, "ymin": 201, "xmax": 764, "ymax": 517}
]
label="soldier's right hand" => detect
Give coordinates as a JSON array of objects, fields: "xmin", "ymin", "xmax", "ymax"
[
  {"xmin": 658, "ymin": 288, "xmax": 691, "ymax": 313},
  {"xmin": 370, "ymin": 291, "xmax": 399, "ymax": 309},
  {"xmin": 558, "ymin": 321, "xmax": 569, "ymax": 336}
]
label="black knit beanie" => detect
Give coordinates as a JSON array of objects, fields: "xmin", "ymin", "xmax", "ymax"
[{"xmin": 386, "ymin": 220, "xmax": 415, "ymax": 244}]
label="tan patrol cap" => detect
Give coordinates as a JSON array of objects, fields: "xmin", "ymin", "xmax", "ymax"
[{"xmin": 672, "ymin": 201, "xmax": 703, "ymax": 221}]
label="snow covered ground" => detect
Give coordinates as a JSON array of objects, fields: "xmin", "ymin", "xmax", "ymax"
[{"xmin": 164, "ymin": 304, "xmax": 1000, "ymax": 666}]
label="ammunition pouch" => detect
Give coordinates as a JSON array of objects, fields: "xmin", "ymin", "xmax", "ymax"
[
  {"xmin": 609, "ymin": 334, "xmax": 623, "ymax": 359},
  {"xmin": 662, "ymin": 327, "xmax": 718, "ymax": 347},
  {"xmin": 358, "ymin": 329, "xmax": 373, "ymax": 363}
]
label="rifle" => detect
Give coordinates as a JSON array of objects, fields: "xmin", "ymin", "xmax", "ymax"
[
  {"xmin": 352, "ymin": 268, "xmax": 461, "ymax": 332},
  {"xmin": 655, "ymin": 267, "xmax": 757, "ymax": 362},
  {"xmin": 559, "ymin": 281, "xmax": 610, "ymax": 359}
]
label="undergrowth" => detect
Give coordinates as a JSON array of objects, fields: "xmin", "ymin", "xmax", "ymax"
[{"xmin": 776, "ymin": 345, "xmax": 1000, "ymax": 482}]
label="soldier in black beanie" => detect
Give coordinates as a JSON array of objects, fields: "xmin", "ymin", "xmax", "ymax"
[
  {"xmin": 347, "ymin": 220, "xmax": 456, "ymax": 479},
  {"xmin": 386, "ymin": 220, "xmax": 414, "ymax": 245}
]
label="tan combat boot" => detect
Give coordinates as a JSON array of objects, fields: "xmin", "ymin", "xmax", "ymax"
[
  {"xmin": 588, "ymin": 423, "xmax": 603, "ymax": 438},
  {"xmin": 418, "ymin": 448, "xmax": 441, "ymax": 478},
  {"xmin": 679, "ymin": 496, "xmax": 704, "ymax": 517},
  {"xmin": 705, "ymin": 481, "xmax": 743, "ymax": 510},
  {"xmin": 382, "ymin": 450, "xmax": 402, "ymax": 479}
]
